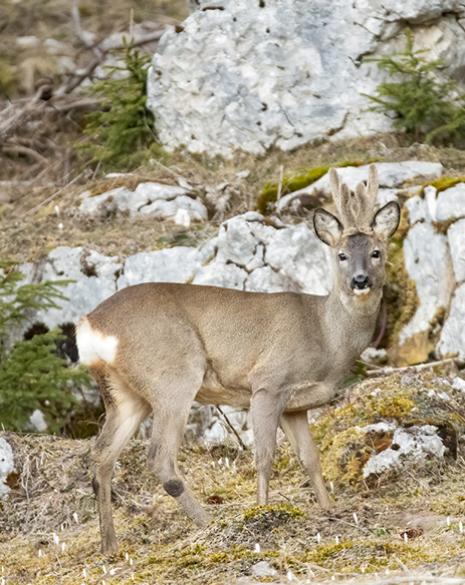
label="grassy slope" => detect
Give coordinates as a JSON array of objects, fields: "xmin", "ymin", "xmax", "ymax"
[{"xmin": 2, "ymin": 371, "xmax": 465, "ymax": 584}]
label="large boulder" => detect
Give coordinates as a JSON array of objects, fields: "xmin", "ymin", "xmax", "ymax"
[{"xmin": 147, "ymin": 0, "xmax": 465, "ymax": 156}]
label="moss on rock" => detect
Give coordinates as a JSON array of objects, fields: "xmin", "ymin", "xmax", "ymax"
[
  {"xmin": 256, "ymin": 160, "xmax": 367, "ymax": 214},
  {"xmin": 311, "ymin": 371, "xmax": 465, "ymax": 486}
]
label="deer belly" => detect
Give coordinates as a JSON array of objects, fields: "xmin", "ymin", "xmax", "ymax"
[
  {"xmin": 195, "ymin": 368, "xmax": 251, "ymax": 407},
  {"xmin": 285, "ymin": 382, "xmax": 335, "ymax": 412}
]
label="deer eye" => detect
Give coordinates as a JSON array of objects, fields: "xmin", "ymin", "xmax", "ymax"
[
  {"xmin": 338, "ymin": 252, "xmax": 348, "ymax": 261},
  {"xmin": 371, "ymin": 250, "xmax": 381, "ymax": 259}
]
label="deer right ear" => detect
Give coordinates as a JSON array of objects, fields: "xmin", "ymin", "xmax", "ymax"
[{"xmin": 313, "ymin": 208, "xmax": 343, "ymax": 247}]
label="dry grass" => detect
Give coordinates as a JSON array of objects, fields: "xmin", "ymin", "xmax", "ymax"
[
  {"xmin": 4, "ymin": 134, "xmax": 465, "ymax": 263},
  {"xmin": 2, "ymin": 396, "xmax": 465, "ymax": 585}
]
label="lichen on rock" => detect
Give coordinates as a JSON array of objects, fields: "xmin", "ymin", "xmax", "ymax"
[{"xmin": 311, "ymin": 371, "xmax": 464, "ymax": 485}]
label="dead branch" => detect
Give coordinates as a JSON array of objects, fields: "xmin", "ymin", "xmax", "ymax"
[
  {"xmin": 2, "ymin": 144, "xmax": 49, "ymax": 166},
  {"xmin": 58, "ymin": 29, "xmax": 165, "ymax": 95},
  {"xmin": 366, "ymin": 357, "xmax": 460, "ymax": 377},
  {"xmin": 0, "ymin": 89, "xmax": 46, "ymax": 143},
  {"xmin": 216, "ymin": 406, "xmax": 248, "ymax": 450}
]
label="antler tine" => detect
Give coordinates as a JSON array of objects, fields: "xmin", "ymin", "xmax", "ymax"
[
  {"xmin": 358, "ymin": 164, "xmax": 379, "ymax": 226},
  {"xmin": 367, "ymin": 164, "xmax": 378, "ymax": 199},
  {"xmin": 329, "ymin": 168, "xmax": 346, "ymax": 222},
  {"xmin": 329, "ymin": 168, "xmax": 340, "ymax": 198},
  {"xmin": 339, "ymin": 183, "xmax": 352, "ymax": 226}
]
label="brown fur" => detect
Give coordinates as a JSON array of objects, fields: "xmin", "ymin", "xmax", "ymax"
[{"xmin": 77, "ymin": 165, "xmax": 400, "ymax": 554}]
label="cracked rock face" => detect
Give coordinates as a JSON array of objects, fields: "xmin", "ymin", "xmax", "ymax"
[
  {"xmin": 402, "ymin": 180, "xmax": 465, "ymax": 360},
  {"xmin": 26, "ymin": 213, "xmax": 329, "ymax": 333},
  {"xmin": 147, "ymin": 0, "xmax": 465, "ymax": 156}
]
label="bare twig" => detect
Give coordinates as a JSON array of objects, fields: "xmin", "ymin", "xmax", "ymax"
[
  {"xmin": 0, "ymin": 89, "xmax": 45, "ymax": 143},
  {"xmin": 216, "ymin": 406, "xmax": 248, "ymax": 450},
  {"xmin": 58, "ymin": 29, "xmax": 165, "ymax": 95},
  {"xmin": 2, "ymin": 144, "xmax": 49, "ymax": 166},
  {"xmin": 366, "ymin": 357, "xmax": 459, "ymax": 377},
  {"xmin": 24, "ymin": 167, "xmax": 89, "ymax": 216}
]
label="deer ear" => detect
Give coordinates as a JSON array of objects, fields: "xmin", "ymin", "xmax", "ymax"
[
  {"xmin": 313, "ymin": 208, "xmax": 343, "ymax": 247},
  {"xmin": 371, "ymin": 201, "xmax": 400, "ymax": 239}
]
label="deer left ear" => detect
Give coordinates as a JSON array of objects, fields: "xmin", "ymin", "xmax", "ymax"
[{"xmin": 371, "ymin": 201, "xmax": 400, "ymax": 239}]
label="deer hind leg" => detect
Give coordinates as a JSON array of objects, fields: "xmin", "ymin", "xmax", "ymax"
[
  {"xmin": 280, "ymin": 411, "xmax": 333, "ymax": 511},
  {"xmin": 250, "ymin": 388, "xmax": 288, "ymax": 505},
  {"xmin": 91, "ymin": 365, "xmax": 151, "ymax": 554},
  {"xmin": 147, "ymin": 376, "xmax": 209, "ymax": 527}
]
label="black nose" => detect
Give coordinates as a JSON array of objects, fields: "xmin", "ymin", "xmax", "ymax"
[{"xmin": 352, "ymin": 274, "xmax": 370, "ymax": 289}]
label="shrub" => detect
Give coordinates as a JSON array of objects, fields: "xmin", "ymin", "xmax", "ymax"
[
  {"xmin": 79, "ymin": 43, "xmax": 162, "ymax": 171},
  {"xmin": 0, "ymin": 263, "xmax": 90, "ymax": 432},
  {"xmin": 365, "ymin": 31, "xmax": 465, "ymax": 146}
]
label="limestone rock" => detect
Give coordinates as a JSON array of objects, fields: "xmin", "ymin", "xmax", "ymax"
[
  {"xmin": 362, "ymin": 425, "xmax": 446, "ymax": 478},
  {"xmin": 147, "ymin": 0, "xmax": 465, "ymax": 156},
  {"xmin": 194, "ymin": 213, "xmax": 330, "ymax": 294},
  {"xmin": 35, "ymin": 247, "xmax": 121, "ymax": 329},
  {"xmin": 0, "ymin": 438, "xmax": 14, "ymax": 498},
  {"xmin": 117, "ymin": 247, "xmax": 202, "ymax": 288},
  {"xmin": 437, "ymin": 283, "xmax": 465, "ymax": 359},
  {"xmin": 399, "ymin": 222, "xmax": 454, "ymax": 346},
  {"xmin": 436, "ymin": 183, "xmax": 465, "ymax": 222},
  {"xmin": 251, "ymin": 561, "xmax": 277, "ymax": 578},
  {"xmin": 447, "ymin": 219, "xmax": 465, "ymax": 284},
  {"xmin": 29, "ymin": 410, "xmax": 48, "ymax": 433},
  {"xmin": 79, "ymin": 182, "xmax": 207, "ymax": 222}
]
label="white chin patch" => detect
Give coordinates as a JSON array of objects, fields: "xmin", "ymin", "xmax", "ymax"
[{"xmin": 353, "ymin": 287, "xmax": 371, "ymax": 296}]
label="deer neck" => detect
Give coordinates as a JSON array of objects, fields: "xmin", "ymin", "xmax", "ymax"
[{"xmin": 322, "ymin": 288, "xmax": 381, "ymax": 358}]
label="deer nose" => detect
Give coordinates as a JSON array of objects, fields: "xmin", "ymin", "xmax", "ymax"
[{"xmin": 352, "ymin": 274, "xmax": 370, "ymax": 289}]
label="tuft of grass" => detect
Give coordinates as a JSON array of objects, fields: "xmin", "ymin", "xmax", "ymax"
[{"xmin": 243, "ymin": 503, "xmax": 304, "ymax": 522}]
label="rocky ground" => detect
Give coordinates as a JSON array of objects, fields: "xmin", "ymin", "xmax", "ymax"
[
  {"xmin": 2, "ymin": 371, "xmax": 465, "ymax": 584},
  {"xmin": 3, "ymin": 2, "xmax": 465, "ymax": 584}
]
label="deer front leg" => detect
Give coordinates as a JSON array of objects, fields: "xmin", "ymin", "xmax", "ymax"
[
  {"xmin": 280, "ymin": 411, "xmax": 333, "ymax": 511},
  {"xmin": 250, "ymin": 388, "xmax": 287, "ymax": 505}
]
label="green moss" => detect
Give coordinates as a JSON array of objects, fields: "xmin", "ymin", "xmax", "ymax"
[
  {"xmin": 0, "ymin": 58, "xmax": 16, "ymax": 95},
  {"xmin": 383, "ymin": 216, "xmax": 420, "ymax": 363},
  {"xmin": 302, "ymin": 539, "xmax": 432, "ymax": 573},
  {"xmin": 256, "ymin": 160, "xmax": 368, "ymax": 214},
  {"xmin": 422, "ymin": 175, "xmax": 465, "ymax": 195},
  {"xmin": 243, "ymin": 503, "xmax": 304, "ymax": 522},
  {"xmin": 376, "ymin": 393, "xmax": 415, "ymax": 419},
  {"xmin": 310, "ymin": 373, "xmax": 465, "ymax": 485}
]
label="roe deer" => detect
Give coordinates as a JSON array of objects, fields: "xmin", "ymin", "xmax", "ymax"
[{"xmin": 76, "ymin": 165, "xmax": 400, "ymax": 554}]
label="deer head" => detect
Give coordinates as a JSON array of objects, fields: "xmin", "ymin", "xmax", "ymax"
[{"xmin": 313, "ymin": 165, "xmax": 400, "ymax": 313}]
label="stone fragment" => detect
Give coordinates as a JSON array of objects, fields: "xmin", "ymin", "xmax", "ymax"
[
  {"xmin": 79, "ymin": 182, "xmax": 207, "ymax": 222},
  {"xmin": 363, "ymin": 425, "xmax": 446, "ymax": 478},
  {"xmin": 0, "ymin": 438, "xmax": 14, "ymax": 498}
]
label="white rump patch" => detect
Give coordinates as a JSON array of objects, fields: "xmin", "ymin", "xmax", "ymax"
[{"xmin": 76, "ymin": 318, "xmax": 118, "ymax": 366}]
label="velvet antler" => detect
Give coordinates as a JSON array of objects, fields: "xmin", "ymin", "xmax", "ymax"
[{"xmin": 329, "ymin": 164, "xmax": 378, "ymax": 233}]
